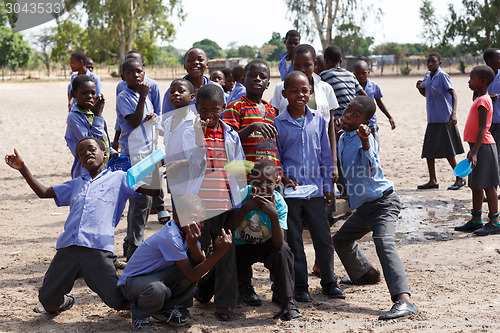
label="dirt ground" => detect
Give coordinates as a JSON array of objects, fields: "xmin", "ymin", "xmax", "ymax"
[{"xmin": 1, "ymin": 74, "xmax": 500, "ymax": 332}]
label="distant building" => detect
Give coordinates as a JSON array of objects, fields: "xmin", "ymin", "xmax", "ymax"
[{"xmin": 208, "ymin": 57, "xmax": 248, "ymax": 73}]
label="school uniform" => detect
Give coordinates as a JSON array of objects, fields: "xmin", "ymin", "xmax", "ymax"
[
  {"xmin": 278, "ymin": 52, "xmax": 293, "ymax": 80},
  {"xmin": 274, "ymin": 106, "xmax": 337, "ymax": 290},
  {"xmin": 487, "ymin": 71, "xmax": 500, "ymax": 162},
  {"xmin": 118, "ymin": 220, "xmax": 197, "ymax": 320},
  {"xmin": 420, "ymin": 68, "xmax": 464, "ymax": 158},
  {"xmin": 226, "ymin": 82, "xmax": 246, "ymax": 104},
  {"xmin": 69, "ymin": 70, "xmax": 102, "ymax": 106},
  {"xmin": 271, "ymin": 72, "xmax": 339, "ymax": 122},
  {"xmin": 334, "ymin": 131, "xmax": 411, "ymax": 301},
  {"xmin": 463, "ymin": 94, "xmax": 500, "ymax": 190},
  {"xmin": 39, "ymin": 169, "xmax": 140, "ymax": 312},
  {"xmin": 65, "ymin": 104, "xmax": 115, "ymax": 179},
  {"xmin": 360, "ymin": 79, "xmax": 383, "ymax": 142},
  {"xmin": 320, "ymin": 68, "xmax": 363, "ymax": 120}
]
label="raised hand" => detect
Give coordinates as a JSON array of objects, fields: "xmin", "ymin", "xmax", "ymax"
[
  {"xmin": 5, "ymin": 149, "xmax": 25, "ymax": 171},
  {"xmin": 357, "ymin": 123, "xmax": 371, "ymax": 140},
  {"xmin": 252, "ymin": 122, "xmax": 278, "ymax": 139},
  {"xmin": 137, "ymin": 82, "xmax": 151, "ymax": 98},
  {"xmin": 214, "ymin": 228, "xmax": 232, "ymax": 253},
  {"xmin": 91, "ymin": 94, "xmax": 105, "ymax": 117}
]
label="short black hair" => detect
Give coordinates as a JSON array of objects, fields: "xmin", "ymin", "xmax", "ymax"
[
  {"xmin": 353, "ymin": 60, "xmax": 369, "ymax": 72},
  {"xmin": 251, "ymin": 159, "xmax": 279, "ymax": 178},
  {"xmin": 283, "ymin": 71, "xmax": 308, "ymax": 89},
  {"xmin": 126, "ymin": 50, "xmax": 144, "ymax": 63},
  {"xmin": 350, "ymin": 96, "xmax": 376, "ymax": 120},
  {"xmin": 232, "ymin": 65, "xmax": 246, "ymax": 81},
  {"xmin": 196, "ymin": 84, "xmax": 225, "ymax": 105},
  {"xmin": 76, "ymin": 136, "xmax": 105, "ymax": 152},
  {"xmin": 71, "ymin": 51, "xmax": 87, "ymax": 63},
  {"xmin": 323, "ymin": 45, "xmax": 342, "ymax": 65},
  {"xmin": 86, "ymin": 57, "xmax": 94, "ymax": 66},
  {"xmin": 122, "ymin": 58, "xmax": 143, "ymax": 73},
  {"xmin": 170, "ymin": 78, "xmax": 195, "ymax": 93},
  {"xmin": 244, "ymin": 60, "xmax": 270, "ymax": 76},
  {"xmin": 72, "ymin": 75, "xmax": 95, "ymax": 93},
  {"xmin": 184, "ymin": 47, "xmax": 207, "ymax": 62},
  {"xmin": 483, "ymin": 48, "xmax": 500, "ymax": 64},
  {"xmin": 428, "ymin": 52, "xmax": 441, "ymax": 61},
  {"xmin": 292, "ymin": 44, "xmax": 316, "ymax": 60},
  {"xmin": 471, "ymin": 65, "xmax": 496, "ymax": 85},
  {"xmin": 285, "ymin": 29, "xmax": 300, "ymax": 40},
  {"xmin": 222, "ymin": 67, "xmax": 233, "ymax": 78}
]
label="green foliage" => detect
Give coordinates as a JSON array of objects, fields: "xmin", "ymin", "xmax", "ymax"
[
  {"xmin": 153, "ymin": 45, "xmax": 182, "ymax": 66},
  {"xmin": 50, "ymin": 18, "xmax": 87, "ymax": 63},
  {"xmin": 400, "ymin": 66, "xmax": 412, "ymax": 75},
  {"xmin": 0, "ymin": 0, "xmax": 18, "ymax": 28},
  {"xmin": 193, "ymin": 38, "xmax": 224, "ymax": 59},
  {"xmin": 332, "ymin": 23, "xmax": 373, "ymax": 56},
  {"xmin": 419, "ymin": 0, "xmax": 440, "ymax": 47},
  {"xmin": 261, "ymin": 32, "xmax": 286, "ymax": 61},
  {"xmin": 373, "ymin": 42, "xmax": 429, "ymax": 57},
  {"xmin": 0, "ymin": 25, "xmax": 31, "ymax": 69}
]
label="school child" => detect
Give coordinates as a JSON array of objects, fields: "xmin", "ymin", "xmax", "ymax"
[
  {"xmin": 224, "ymin": 160, "xmax": 301, "ymax": 321},
  {"xmin": 333, "ymin": 96, "xmax": 418, "ymax": 320},
  {"xmin": 320, "ymin": 45, "xmax": 366, "ymax": 122},
  {"xmin": 189, "ymin": 84, "xmax": 245, "ymax": 321},
  {"xmin": 210, "ymin": 70, "xmax": 228, "ymax": 103},
  {"xmin": 4, "ymin": 137, "xmax": 159, "ymax": 314},
  {"xmin": 314, "ymin": 55, "xmax": 325, "ymax": 76},
  {"xmin": 116, "ymin": 58, "xmax": 162, "ymax": 260},
  {"xmin": 416, "ymin": 52, "xmax": 465, "ymax": 190},
  {"xmin": 222, "ymin": 59, "xmax": 281, "ymax": 306},
  {"xmin": 161, "ymin": 47, "xmax": 224, "ymax": 117},
  {"xmin": 65, "ymin": 75, "xmax": 116, "ymax": 179},
  {"xmin": 222, "ymin": 67, "xmax": 235, "ymax": 94},
  {"xmin": 86, "ymin": 57, "xmax": 94, "ymax": 72},
  {"xmin": 353, "ymin": 60, "xmax": 396, "ymax": 143},
  {"xmin": 118, "ymin": 194, "xmax": 232, "ymax": 330},
  {"xmin": 483, "ymin": 48, "xmax": 500, "ymax": 163},
  {"xmin": 278, "ymin": 30, "xmax": 301, "ymax": 80},
  {"xmin": 68, "ymin": 52, "xmax": 101, "ymax": 109},
  {"xmin": 274, "ymin": 71, "xmax": 344, "ymax": 302},
  {"xmin": 455, "ymin": 66, "xmax": 500, "ymax": 236},
  {"xmin": 227, "ymin": 65, "xmax": 246, "ymax": 104}
]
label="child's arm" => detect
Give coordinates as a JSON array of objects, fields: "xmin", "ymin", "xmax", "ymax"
[
  {"xmin": 416, "ymin": 80, "xmax": 426, "ymax": 97},
  {"xmin": 238, "ymin": 122, "xmax": 277, "ymax": 141},
  {"xmin": 135, "ymin": 186, "xmax": 160, "ymax": 197},
  {"xmin": 467, "ymin": 106, "xmax": 488, "ymax": 168},
  {"xmin": 185, "ymin": 222, "xmax": 205, "ymax": 265},
  {"xmin": 327, "ymin": 115, "xmax": 339, "ymax": 182},
  {"xmin": 5, "ymin": 149, "xmax": 55, "ymax": 198},
  {"xmin": 126, "ymin": 82, "xmax": 150, "ymax": 129},
  {"xmin": 448, "ymin": 89, "xmax": 458, "ymax": 126},
  {"xmin": 357, "ymin": 124, "xmax": 371, "ymax": 151},
  {"xmin": 375, "ymin": 98, "xmax": 396, "ymax": 130},
  {"xmin": 255, "ymin": 194, "xmax": 284, "ymax": 248},
  {"xmin": 175, "ymin": 229, "xmax": 232, "ymax": 283},
  {"xmin": 225, "ymin": 193, "xmax": 260, "ymax": 232}
]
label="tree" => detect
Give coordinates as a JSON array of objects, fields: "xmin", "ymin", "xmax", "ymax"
[
  {"xmin": 260, "ymin": 32, "xmax": 286, "ymax": 62},
  {"xmin": 284, "ymin": 0, "xmax": 381, "ymax": 50},
  {"xmin": 419, "ymin": 0, "xmax": 440, "ymax": 47},
  {"xmin": 34, "ymin": 29, "xmax": 54, "ymax": 72},
  {"xmin": 0, "ymin": 25, "xmax": 31, "ymax": 70},
  {"xmin": 192, "ymin": 38, "xmax": 224, "ymax": 59},
  {"xmin": 50, "ymin": 18, "xmax": 88, "ymax": 63},
  {"xmin": 332, "ymin": 23, "xmax": 373, "ymax": 56}
]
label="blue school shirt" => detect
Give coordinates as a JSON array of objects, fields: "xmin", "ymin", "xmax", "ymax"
[
  {"xmin": 65, "ymin": 104, "xmax": 114, "ymax": 179},
  {"xmin": 488, "ymin": 71, "xmax": 500, "ymax": 124},
  {"xmin": 117, "ymin": 220, "xmax": 193, "ymax": 286},
  {"xmin": 116, "ymin": 87, "xmax": 154, "ymax": 156},
  {"xmin": 114, "ymin": 76, "xmax": 162, "ymax": 131},
  {"xmin": 338, "ymin": 130, "xmax": 394, "ymax": 209},
  {"xmin": 69, "ymin": 70, "xmax": 102, "ymax": 106},
  {"xmin": 161, "ymin": 75, "xmax": 224, "ymax": 117},
  {"xmin": 234, "ymin": 186, "xmax": 288, "ymax": 245},
  {"xmin": 278, "ymin": 52, "xmax": 292, "ymax": 80},
  {"xmin": 52, "ymin": 169, "xmax": 140, "ymax": 252},
  {"xmin": 274, "ymin": 106, "xmax": 334, "ymax": 198},
  {"xmin": 360, "ymin": 79, "xmax": 383, "ymax": 127},
  {"xmin": 227, "ymin": 82, "xmax": 246, "ymax": 104},
  {"xmin": 420, "ymin": 68, "xmax": 454, "ymax": 123}
]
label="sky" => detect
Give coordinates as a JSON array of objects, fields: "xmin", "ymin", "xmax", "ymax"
[{"xmin": 23, "ymin": 0, "xmax": 463, "ymax": 51}]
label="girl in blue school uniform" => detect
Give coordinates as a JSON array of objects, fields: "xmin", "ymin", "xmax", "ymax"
[{"xmin": 416, "ymin": 52, "xmax": 465, "ymax": 190}]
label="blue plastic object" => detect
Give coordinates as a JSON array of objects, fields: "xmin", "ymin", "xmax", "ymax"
[
  {"xmin": 454, "ymin": 159, "xmax": 472, "ymax": 178},
  {"xmin": 127, "ymin": 148, "xmax": 166, "ymax": 187},
  {"xmin": 106, "ymin": 155, "xmax": 132, "ymax": 172}
]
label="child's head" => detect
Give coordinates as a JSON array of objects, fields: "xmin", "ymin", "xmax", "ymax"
[
  {"xmin": 341, "ymin": 96, "xmax": 376, "ymax": 132},
  {"xmin": 76, "ymin": 137, "xmax": 106, "ymax": 172},
  {"xmin": 126, "ymin": 50, "xmax": 145, "ymax": 65},
  {"xmin": 282, "ymin": 71, "xmax": 311, "ymax": 109},
  {"xmin": 232, "ymin": 65, "xmax": 245, "ymax": 83},
  {"xmin": 250, "ymin": 159, "xmax": 279, "ymax": 197},
  {"xmin": 86, "ymin": 57, "xmax": 94, "ymax": 72},
  {"xmin": 184, "ymin": 47, "xmax": 208, "ymax": 78},
  {"xmin": 353, "ymin": 60, "xmax": 370, "ymax": 86},
  {"xmin": 284, "ymin": 29, "xmax": 301, "ymax": 56},
  {"xmin": 469, "ymin": 65, "xmax": 495, "ymax": 91},
  {"xmin": 122, "ymin": 58, "xmax": 145, "ymax": 91},
  {"xmin": 483, "ymin": 48, "xmax": 500, "ymax": 71},
  {"xmin": 292, "ymin": 44, "xmax": 316, "ymax": 79},
  {"xmin": 173, "ymin": 194, "xmax": 206, "ymax": 228},
  {"xmin": 70, "ymin": 52, "xmax": 87, "ymax": 73},
  {"xmin": 71, "ymin": 75, "xmax": 97, "ymax": 110},
  {"xmin": 243, "ymin": 60, "xmax": 270, "ymax": 97},
  {"xmin": 426, "ymin": 52, "xmax": 441, "ymax": 72},
  {"xmin": 222, "ymin": 67, "xmax": 234, "ymax": 92},
  {"xmin": 323, "ymin": 45, "xmax": 342, "ymax": 68},
  {"xmin": 210, "ymin": 70, "xmax": 225, "ymax": 86},
  {"xmin": 169, "ymin": 79, "xmax": 195, "ymax": 109},
  {"xmin": 195, "ymin": 84, "xmax": 226, "ymax": 129},
  {"xmin": 314, "ymin": 55, "xmax": 325, "ymax": 75}
]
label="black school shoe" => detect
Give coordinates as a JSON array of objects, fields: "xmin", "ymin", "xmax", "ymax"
[
  {"xmin": 378, "ymin": 301, "xmax": 418, "ymax": 320},
  {"xmin": 294, "ymin": 287, "xmax": 313, "ymax": 302},
  {"xmin": 340, "ymin": 269, "xmax": 381, "ymax": 285},
  {"xmin": 473, "ymin": 222, "xmax": 500, "ymax": 236},
  {"xmin": 239, "ymin": 285, "xmax": 262, "ymax": 306},
  {"xmin": 322, "ymin": 282, "xmax": 346, "ymax": 299},
  {"xmin": 454, "ymin": 219, "xmax": 483, "ymax": 232}
]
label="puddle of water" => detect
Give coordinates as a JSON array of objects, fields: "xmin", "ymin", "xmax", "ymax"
[{"xmin": 396, "ymin": 194, "xmax": 470, "ymax": 244}]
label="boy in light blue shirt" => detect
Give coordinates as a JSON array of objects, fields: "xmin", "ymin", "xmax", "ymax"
[
  {"xmin": 226, "ymin": 65, "xmax": 246, "ymax": 104},
  {"xmin": 278, "ymin": 30, "xmax": 300, "ymax": 80},
  {"xmin": 334, "ymin": 96, "xmax": 418, "ymax": 321},
  {"xmin": 68, "ymin": 52, "xmax": 102, "ymax": 109}
]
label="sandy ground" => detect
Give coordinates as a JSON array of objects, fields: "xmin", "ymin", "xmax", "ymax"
[{"xmin": 1, "ymin": 74, "xmax": 500, "ymax": 332}]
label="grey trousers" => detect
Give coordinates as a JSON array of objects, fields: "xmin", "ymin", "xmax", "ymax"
[
  {"xmin": 333, "ymin": 191, "xmax": 411, "ymax": 301},
  {"xmin": 285, "ymin": 197, "xmax": 337, "ymax": 289},
  {"xmin": 39, "ymin": 246, "xmax": 128, "ymax": 312},
  {"xmin": 120, "ymin": 263, "xmax": 195, "ymax": 320}
]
